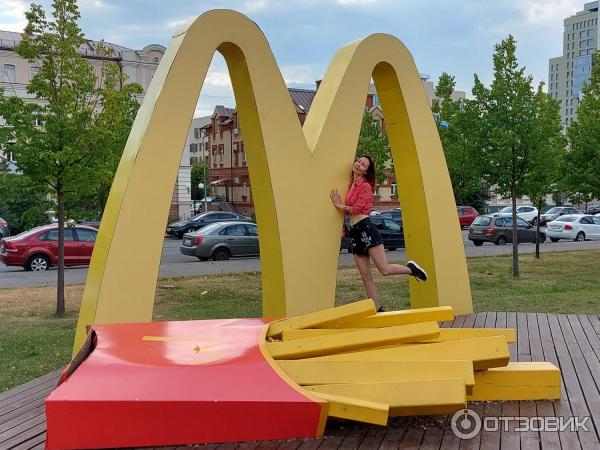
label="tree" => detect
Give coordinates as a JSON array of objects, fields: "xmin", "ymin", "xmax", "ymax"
[
  {"xmin": 190, "ymin": 161, "xmax": 208, "ymax": 213},
  {"xmin": 522, "ymin": 86, "xmax": 565, "ymax": 258},
  {"xmin": 355, "ymin": 110, "xmax": 390, "ymax": 183},
  {"xmin": 565, "ymin": 51, "xmax": 600, "ymax": 204},
  {"xmin": 472, "ymin": 35, "xmax": 558, "ymax": 277},
  {"xmin": 0, "ymin": 172, "xmax": 50, "ymax": 233},
  {"xmin": 433, "ymin": 72, "xmax": 490, "ymax": 211},
  {"xmin": 0, "ymin": 0, "xmax": 142, "ymax": 315}
]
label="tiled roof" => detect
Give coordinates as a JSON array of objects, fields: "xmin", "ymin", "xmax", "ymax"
[
  {"xmin": 213, "ymin": 106, "xmax": 235, "ymax": 118},
  {"xmin": 288, "ymin": 88, "xmax": 316, "ymax": 113}
]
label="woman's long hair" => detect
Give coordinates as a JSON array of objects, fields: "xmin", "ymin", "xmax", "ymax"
[{"xmin": 350, "ymin": 155, "xmax": 376, "ymax": 190}]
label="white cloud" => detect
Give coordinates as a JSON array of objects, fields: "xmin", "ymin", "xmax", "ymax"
[
  {"xmin": 166, "ymin": 16, "xmax": 195, "ymax": 32},
  {"xmin": 281, "ymin": 64, "xmax": 317, "ymax": 85},
  {"xmin": 0, "ymin": 0, "xmax": 28, "ymax": 32},
  {"xmin": 79, "ymin": 0, "xmax": 116, "ymax": 11},
  {"xmin": 516, "ymin": 0, "xmax": 581, "ymax": 25}
]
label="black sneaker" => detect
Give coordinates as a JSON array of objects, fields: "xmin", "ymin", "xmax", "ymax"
[
  {"xmin": 407, "ymin": 260, "xmax": 428, "ymax": 282},
  {"xmin": 376, "ymin": 306, "xmax": 386, "ymax": 313}
]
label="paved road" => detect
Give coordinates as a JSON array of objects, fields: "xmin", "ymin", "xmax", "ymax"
[{"xmin": 2, "ymin": 231, "xmax": 600, "ymax": 289}]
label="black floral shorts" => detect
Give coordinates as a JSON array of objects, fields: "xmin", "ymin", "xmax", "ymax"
[{"xmin": 349, "ymin": 217, "xmax": 383, "ymax": 256}]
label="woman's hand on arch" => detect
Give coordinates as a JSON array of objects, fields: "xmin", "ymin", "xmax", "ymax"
[{"xmin": 330, "ymin": 189, "xmax": 342, "ymax": 209}]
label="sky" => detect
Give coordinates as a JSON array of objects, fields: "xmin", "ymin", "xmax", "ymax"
[{"xmin": 0, "ymin": 0, "xmax": 585, "ymax": 116}]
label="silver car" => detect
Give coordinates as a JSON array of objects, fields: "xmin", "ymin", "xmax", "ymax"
[{"xmin": 180, "ymin": 221, "xmax": 259, "ymax": 261}]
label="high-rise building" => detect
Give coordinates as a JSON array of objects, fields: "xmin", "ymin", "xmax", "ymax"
[{"xmin": 548, "ymin": 1, "xmax": 599, "ymax": 128}]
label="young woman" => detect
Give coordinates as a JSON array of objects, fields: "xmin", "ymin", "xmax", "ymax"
[{"xmin": 330, "ymin": 155, "xmax": 427, "ymax": 312}]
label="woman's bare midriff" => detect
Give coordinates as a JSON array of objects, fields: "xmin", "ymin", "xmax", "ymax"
[{"xmin": 349, "ymin": 214, "xmax": 369, "ymax": 226}]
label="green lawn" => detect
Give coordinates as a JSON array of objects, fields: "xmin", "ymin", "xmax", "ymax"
[{"xmin": 1, "ymin": 250, "xmax": 599, "ymax": 392}]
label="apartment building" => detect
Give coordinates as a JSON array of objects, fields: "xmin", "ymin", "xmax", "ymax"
[
  {"xmin": 0, "ymin": 30, "xmax": 197, "ymax": 219},
  {"xmin": 548, "ymin": 1, "xmax": 599, "ymax": 128},
  {"xmin": 205, "ymin": 78, "xmax": 465, "ymax": 215}
]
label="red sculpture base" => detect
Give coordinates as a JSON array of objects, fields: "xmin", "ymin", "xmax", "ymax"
[{"xmin": 45, "ymin": 319, "xmax": 327, "ymax": 449}]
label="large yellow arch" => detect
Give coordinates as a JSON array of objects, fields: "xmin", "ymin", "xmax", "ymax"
[{"xmin": 73, "ymin": 9, "xmax": 472, "ymax": 354}]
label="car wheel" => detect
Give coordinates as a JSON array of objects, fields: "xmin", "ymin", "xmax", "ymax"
[
  {"xmin": 575, "ymin": 232, "xmax": 585, "ymax": 242},
  {"xmin": 212, "ymin": 248, "xmax": 230, "ymax": 261},
  {"xmin": 496, "ymin": 235, "xmax": 507, "ymax": 245},
  {"xmin": 26, "ymin": 254, "xmax": 50, "ymax": 272},
  {"xmin": 550, "ymin": 238, "xmax": 559, "ymax": 243},
  {"xmin": 473, "ymin": 240, "xmax": 483, "ymax": 246}
]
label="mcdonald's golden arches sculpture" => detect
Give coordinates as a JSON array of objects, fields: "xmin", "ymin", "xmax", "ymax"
[{"xmin": 74, "ymin": 9, "xmax": 474, "ymax": 352}]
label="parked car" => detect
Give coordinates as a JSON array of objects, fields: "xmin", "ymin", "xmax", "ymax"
[
  {"xmin": 586, "ymin": 205, "xmax": 600, "ymax": 215},
  {"xmin": 0, "ymin": 216, "xmax": 9, "ymax": 238},
  {"xmin": 341, "ymin": 216, "xmax": 404, "ymax": 252},
  {"xmin": 468, "ymin": 214, "xmax": 545, "ymax": 246},
  {"xmin": 495, "ymin": 206, "xmax": 539, "ymax": 223},
  {"xmin": 378, "ymin": 208, "xmax": 402, "ymax": 223},
  {"xmin": 180, "ymin": 221, "xmax": 258, "ymax": 261},
  {"xmin": 457, "ymin": 206, "xmax": 479, "ymax": 228},
  {"xmin": 546, "ymin": 214, "xmax": 600, "ymax": 242},
  {"xmin": 166, "ymin": 211, "xmax": 251, "ymax": 238},
  {"xmin": 538, "ymin": 207, "xmax": 580, "ymax": 226},
  {"xmin": 0, "ymin": 224, "xmax": 98, "ymax": 271}
]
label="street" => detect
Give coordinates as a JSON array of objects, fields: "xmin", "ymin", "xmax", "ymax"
[{"xmin": 1, "ymin": 230, "xmax": 600, "ymax": 289}]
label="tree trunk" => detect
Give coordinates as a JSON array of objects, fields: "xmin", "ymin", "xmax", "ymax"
[
  {"xmin": 511, "ymin": 184, "xmax": 519, "ymax": 278},
  {"xmin": 535, "ymin": 203, "xmax": 541, "ymax": 259},
  {"xmin": 56, "ymin": 189, "xmax": 65, "ymax": 316}
]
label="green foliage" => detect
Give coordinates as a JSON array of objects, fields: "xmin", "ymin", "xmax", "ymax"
[
  {"xmin": 355, "ymin": 111, "xmax": 389, "ymax": 183},
  {"xmin": 471, "ymin": 35, "xmax": 564, "ymax": 275},
  {"xmin": 434, "ymin": 72, "xmax": 490, "ymax": 211},
  {"xmin": 0, "ymin": 172, "xmax": 50, "ymax": 233},
  {"xmin": 191, "ymin": 161, "xmax": 208, "ymax": 200},
  {"xmin": 0, "ymin": 0, "xmax": 142, "ymax": 314},
  {"xmin": 565, "ymin": 51, "xmax": 600, "ymax": 203}
]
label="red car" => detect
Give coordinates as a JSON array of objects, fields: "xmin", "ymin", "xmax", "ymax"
[
  {"xmin": 0, "ymin": 224, "xmax": 97, "ymax": 271},
  {"xmin": 457, "ymin": 206, "xmax": 479, "ymax": 228}
]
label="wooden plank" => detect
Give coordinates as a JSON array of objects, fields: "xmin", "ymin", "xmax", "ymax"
[
  {"xmin": 527, "ymin": 313, "xmax": 544, "ymax": 361},
  {"xmin": 461, "ymin": 314, "xmax": 476, "ymax": 329},
  {"xmin": 577, "ymin": 315, "xmax": 600, "ymax": 361},
  {"xmin": 0, "ymin": 395, "xmax": 48, "ymax": 425},
  {"xmin": 467, "ymin": 362, "xmax": 560, "ymax": 401},
  {"xmin": 588, "ymin": 314, "xmax": 600, "ymax": 335},
  {"xmin": 0, "ymin": 377, "xmax": 57, "ymax": 410},
  {"xmin": 10, "ymin": 431, "xmax": 46, "ymax": 450},
  {"xmin": 0, "ymin": 421, "xmax": 46, "ymax": 449},
  {"xmin": 479, "ymin": 402, "xmax": 501, "ymax": 450},
  {"xmin": 484, "ymin": 311, "xmax": 497, "ymax": 328},
  {"xmin": 308, "ymin": 336, "xmax": 510, "ymax": 370},
  {"xmin": 517, "ymin": 312, "xmax": 531, "ymax": 361},
  {"xmin": 266, "ymin": 300, "xmax": 376, "ymax": 337},
  {"xmin": 306, "ymin": 379, "xmax": 466, "ymax": 416},
  {"xmin": 499, "ymin": 401, "xmax": 519, "ymax": 450},
  {"xmin": 459, "ymin": 402, "xmax": 484, "ymax": 450},
  {"xmin": 519, "ymin": 399, "xmax": 539, "ymax": 450},
  {"xmin": 276, "ymin": 360, "xmax": 474, "ymax": 390},
  {"xmin": 451, "ymin": 314, "xmax": 467, "ymax": 329},
  {"xmin": 474, "ymin": 312, "xmax": 487, "ymax": 328},
  {"xmin": 316, "ymin": 421, "xmax": 351, "ymax": 450},
  {"xmin": 537, "ymin": 313, "xmax": 581, "ymax": 450},
  {"xmin": 437, "ymin": 415, "xmax": 461, "ymax": 450},
  {"xmin": 0, "ymin": 369, "xmax": 59, "ymax": 403},
  {"xmin": 398, "ymin": 425, "xmax": 424, "ymax": 448},
  {"xmin": 536, "ymin": 400, "xmax": 562, "ymax": 450},
  {"xmin": 329, "ymin": 306, "xmax": 455, "ymax": 329},
  {"xmin": 418, "ymin": 422, "xmax": 444, "ymax": 450},
  {"xmin": 336, "ymin": 425, "xmax": 369, "ymax": 449},
  {"xmin": 0, "ymin": 404, "xmax": 44, "ymax": 434},
  {"xmin": 357, "ymin": 425, "xmax": 387, "ymax": 449},
  {"xmin": 0, "ymin": 412, "xmax": 46, "ymax": 445},
  {"xmin": 506, "ymin": 313, "xmax": 517, "ymax": 363},
  {"xmin": 495, "ymin": 312, "xmax": 507, "ymax": 329},
  {"xmin": 295, "ymin": 438, "xmax": 323, "ymax": 449},
  {"xmin": 266, "ymin": 322, "xmax": 440, "ymax": 359},
  {"xmin": 378, "ymin": 419, "xmax": 408, "ymax": 450},
  {"xmin": 549, "ymin": 313, "xmax": 599, "ymax": 448}
]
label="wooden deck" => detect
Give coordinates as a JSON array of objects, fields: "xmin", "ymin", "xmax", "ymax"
[{"xmin": 2, "ymin": 312, "xmax": 600, "ymax": 449}]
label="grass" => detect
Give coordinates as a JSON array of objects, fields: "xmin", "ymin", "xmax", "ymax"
[{"xmin": 1, "ymin": 250, "xmax": 599, "ymax": 392}]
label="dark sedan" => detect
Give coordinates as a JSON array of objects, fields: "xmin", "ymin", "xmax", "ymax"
[
  {"xmin": 166, "ymin": 211, "xmax": 251, "ymax": 238},
  {"xmin": 341, "ymin": 216, "xmax": 404, "ymax": 252},
  {"xmin": 468, "ymin": 214, "xmax": 545, "ymax": 246}
]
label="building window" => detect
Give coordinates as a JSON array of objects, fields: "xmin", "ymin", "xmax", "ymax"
[
  {"xmin": 3, "ymin": 64, "xmax": 16, "ymax": 82},
  {"xmin": 218, "ymin": 145, "xmax": 224, "ymax": 165},
  {"xmin": 391, "ymin": 183, "xmax": 397, "ymax": 196}
]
